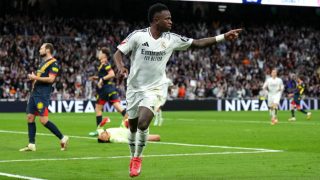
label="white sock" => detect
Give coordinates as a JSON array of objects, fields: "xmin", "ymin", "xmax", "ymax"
[
  {"xmin": 134, "ymin": 128, "xmax": 149, "ymax": 157},
  {"xmin": 128, "ymin": 130, "xmax": 136, "ymax": 158},
  {"xmin": 159, "ymin": 109, "xmax": 164, "ymax": 126},
  {"xmin": 271, "ymin": 109, "xmax": 276, "ymax": 118},
  {"xmin": 154, "ymin": 112, "xmax": 159, "ymax": 126}
]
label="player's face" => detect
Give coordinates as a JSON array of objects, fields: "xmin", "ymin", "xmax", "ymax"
[
  {"xmin": 155, "ymin": 10, "xmax": 172, "ymax": 32},
  {"xmin": 271, "ymin": 70, "xmax": 277, "ymax": 78},
  {"xmin": 98, "ymin": 51, "xmax": 107, "ymax": 62},
  {"xmin": 39, "ymin": 44, "xmax": 47, "ymax": 57},
  {"xmin": 98, "ymin": 131, "xmax": 110, "ymax": 142}
]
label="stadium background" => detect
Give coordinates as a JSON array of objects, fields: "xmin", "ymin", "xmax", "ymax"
[{"xmin": 0, "ymin": 0, "xmax": 320, "ymax": 179}]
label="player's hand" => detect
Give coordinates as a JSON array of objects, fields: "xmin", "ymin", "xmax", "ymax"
[
  {"xmin": 288, "ymin": 93, "xmax": 294, "ymax": 98},
  {"xmin": 224, "ymin": 29, "xmax": 242, "ymax": 41},
  {"xmin": 118, "ymin": 67, "xmax": 128, "ymax": 78},
  {"xmin": 28, "ymin": 72, "xmax": 37, "ymax": 81},
  {"xmin": 97, "ymin": 78, "xmax": 103, "ymax": 89}
]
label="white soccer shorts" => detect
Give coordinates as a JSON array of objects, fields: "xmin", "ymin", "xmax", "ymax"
[
  {"xmin": 267, "ymin": 93, "xmax": 281, "ymax": 107},
  {"xmin": 126, "ymin": 87, "xmax": 163, "ymax": 119}
]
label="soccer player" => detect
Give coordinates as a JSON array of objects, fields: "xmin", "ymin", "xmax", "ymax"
[
  {"xmin": 95, "ymin": 118, "xmax": 160, "ymax": 143},
  {"xmin": 288, "ymin": 76, "xmax": 312, "ymax": 121},
  {"xmin": 113, "ymin": 3, "xmax": 242, "ymax": 177},
  {"xmin": 154, "ymin": 78, "xmax": 173, "ymax": 126},
  {"xmin": 20, "ymin": 43, "xmax": 69, "ymax": 152},
  {"xmin": 88, "ymin": 47, "xmax": 128, "ymax": 139},
  {"xmin": 262, "ymin": 69, "xmax": 284, "ymax": 125}
]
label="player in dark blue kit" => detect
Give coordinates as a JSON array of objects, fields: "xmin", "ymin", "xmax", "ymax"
[
  {"xmin": 88, "ymin": 47, "xmax": 128, "ymax": 138},
  {"xmin": 288, "ymin": 76, "xmax": 312, "ymax": 121},
  {"xmin": 20, "ymin": 43, "xmax": 69, "ymax": 152}
]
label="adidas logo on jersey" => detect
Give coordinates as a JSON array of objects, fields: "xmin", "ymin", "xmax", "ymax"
[{"xmin": 142, "ymin": 42, "xmax": 149, "ymax": 47}]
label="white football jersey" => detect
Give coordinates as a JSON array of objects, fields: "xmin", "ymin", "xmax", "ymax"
[
  {"xmin": 117, "ymin": 27, "xmax": 193, "ymax": 92},
  {"xmin": 263, "ymin": 77, "xmax": 284, "ymax": 95},
  {"xmin": 106, "ymin": 128, "xmax": 128, "ymax": 143}
]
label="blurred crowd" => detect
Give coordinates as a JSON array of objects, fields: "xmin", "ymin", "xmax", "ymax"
[{"xmin": 0, "ymin": 15, "xmax": 319, "ymax": 101}]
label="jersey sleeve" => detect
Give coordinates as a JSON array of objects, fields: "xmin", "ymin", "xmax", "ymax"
[
  {"xmin": 105, "ymin": 64, "xmax": 112, "ymax": 72},
  {"xmin": 117, "ymin": 31, "xmax": 139, "ymax": 55},
  {"xmin": 262, "ymin": 79, "xmax": 268, "ymax": 90},
  {"xmin": 109, "ymin": 136, "xmax": 128, "ymax": 143},
  {"xmin": 170, "ymin": 33, "xmax": 193, "ymax": 51},
  {"xmin": 49, "ymin": 62, "xmax": 59, "ymax": 76}
]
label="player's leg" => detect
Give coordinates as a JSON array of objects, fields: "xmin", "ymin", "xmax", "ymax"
[
  {"xmin": 158, "ymin": 107, "xmax": 164, "ymax": 126},
  {"xmin": 95, "ymin": 100, "xmax": 105, "ymax": 126},
  {"xmin": 109, "ymin": 91, "xmax": 129, "ymax": 127},
  {"xmin": 20, "ymin": 97, "xmax": 37, "ymax": 151},
  {"xmin": 130, "ymin": 106, "xmax": 153, "ymax": 177},
  {"xmin": 288, "ymin": 100, "xmax": 296, "ymax": 121},
  {"xmin": 89, "ymin": 97, "xmax": 105, "ymax": 137},
  {"xmin": 153, "ymin": 107, "xmax": 160, "ymax": 126},
  {"xmin": 38, "ymin": 98, "xmax": 69, "ymax": 151}
]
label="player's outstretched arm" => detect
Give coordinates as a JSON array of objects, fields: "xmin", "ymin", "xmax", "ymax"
[
  {"xmin": 114, "ymin": 50, "xmax": 128, "ymax": 78},
  {"xmin": 191, "ymin": 28, "xmax": 242, "ymax": 48}
]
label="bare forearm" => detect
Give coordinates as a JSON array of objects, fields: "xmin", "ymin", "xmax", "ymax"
[
  {"xmin": 191, "ymin": 34, "xmax": 225, "ymax": 48},
  {"xmin": 35, "ymin": 76, "xmax": 55, "ymax": 83},
  {"xmin": 114, "ymin": 50, "xmax": 125, "ymax": 70}
]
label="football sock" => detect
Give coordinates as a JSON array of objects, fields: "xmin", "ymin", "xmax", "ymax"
[
  {"xmin": 96, "ymin": 116, "xmax": 102, "ymax": 126},
  {"xmin": 28, "ymin": 122, "xmax": 36, "ymax": 144},
  {"xmin": 291, "ymin": 109, "xmax": 295, "ymax": 117},
  {"xmin": 135, "ymin": 128, "xmax": 149, "ymax": 157},
  {"xmin": 44, "ymin": 121, "xmax": 63, "ymax": 139},
  {"xmin": 154, "ymin": 112, "xmax": 159, "ymax": 126},
  {"xmin": 159, "ymin": 109, "xmax": 164, "ymax": 126},
  {"xmin": 299, "ymin": 109, "xmax": 307, "ymax": 114},
  {"xmin": 271, "ymin": 109, "xmax": 276, "ymax": 118},
  {"xmin": 128, "ymin": 130, "xmax": 136, "ymax": 158}
]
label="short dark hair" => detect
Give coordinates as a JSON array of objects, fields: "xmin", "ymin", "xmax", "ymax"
[
  {"xmin": 148, "ymin": 3, "xmax": 169, "ymax": 23},
  {"xmin": 100, "ymin": 47, "xmax": 111, "ymax": 58},
  {"xmin": 45, "ymin": 43, "xmax": 54, "ymax": 54}
]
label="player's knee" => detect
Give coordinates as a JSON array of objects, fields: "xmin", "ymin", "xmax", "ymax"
[
  {"xmin": 39, "ymin": 118, "xmax": 48, "ymax": 125},
  {"xmin": 26, "ymin": 114, "xmax": 35, "ymax": 122},
  {"xmin": 137, "ymin": 120, "xmax": 149, "ymax": 131}
]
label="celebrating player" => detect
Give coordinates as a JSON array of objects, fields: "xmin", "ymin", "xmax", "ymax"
[
  {"xmin": 262, "ymin": 68, "xmax": 284, "ymax": 125},
  {"xmin": 114, "ymin": 3, "xmax": 242, "ymax": 177},
  {"xmin": 288, "ymin": 76, "xmax": 312, "ymax": 121},
  {"xmin": 20, "ymin": 43, "xmax": 69, "ymax": 152},
  {"xmin": 88, "ymin": 47, "xmax": 128, "ymax": 139}
]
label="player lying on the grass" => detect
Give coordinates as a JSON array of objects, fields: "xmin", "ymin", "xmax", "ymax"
[
  {"xmin": 288, "ymin": 76, "xmax": 312, "ymax": 121},
  {"xmin": 95, "ymin": 118, "xmax": 160, "ymax": 143},
  {"xmin": 262, "ymin": 68, "xmax": 284, "ymax": 125},
  {"xmin": 88, "ymin": 47, "xmax": 128, "ymax": 139},
  {"xmin": 114, "ymin": 2, "xmax": 242, "ymax": 177}
]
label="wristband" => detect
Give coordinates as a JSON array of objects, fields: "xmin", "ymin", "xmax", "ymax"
[{"xmin": 215, "ymin": 34, "xmax": 225, "ymax": 42}]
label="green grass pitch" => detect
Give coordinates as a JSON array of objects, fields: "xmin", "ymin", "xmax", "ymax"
[{"xmin": 0, "ymin": 110, "xmax": 319, "ymax": 179}]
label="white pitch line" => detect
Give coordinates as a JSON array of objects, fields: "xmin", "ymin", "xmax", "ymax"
[
  {"xmin": 0, "ymin": 129, "xmax": 282, "ymax": 152},
  {"xmin": 0, "ymin": 130, "xmax": 95, "ymax": 140},
  {"xmin": 0, "ymin": 172, "xmax": 47, "ymax": 180},
  {"xmin": 0, "ymin": 150, "xmax": 281, "ymax": 163},
  {"xmin": 150, "ymin": 141, "xmax": 283, "ymax": 152},
  {"xmin": 174, "ymin": 118, "xmax": 319, "ymax": 125}
]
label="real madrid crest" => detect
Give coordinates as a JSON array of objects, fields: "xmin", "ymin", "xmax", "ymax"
[{"xmin": 161, "ymin": 41, "xmax": 166, "ymax": 49}]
